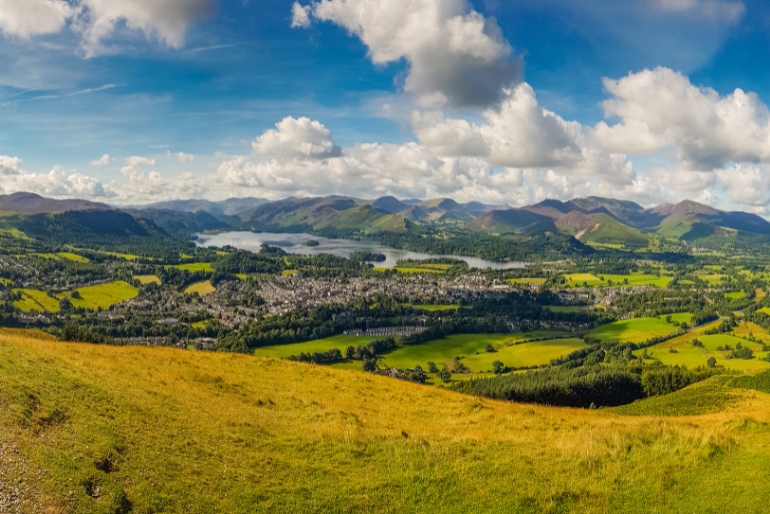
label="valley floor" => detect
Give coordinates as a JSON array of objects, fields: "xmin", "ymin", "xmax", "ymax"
[{"xmin": 2, "ymin": 330, "xmax": 770, "ymax": 513}]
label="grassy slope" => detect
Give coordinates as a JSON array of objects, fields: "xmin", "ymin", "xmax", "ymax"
[
  {"xmin": 640, "ymin": 322, "xmax": 770, "ymax": 372},
  {"xmin": 5, "ymin": 332, "xmax": 770, "ymax": 512},
  {"xmin": 589, "ymin": 318, "xmax": 679, "ymax": 344}
]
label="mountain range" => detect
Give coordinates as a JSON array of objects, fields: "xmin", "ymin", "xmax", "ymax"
[{"xmin": 2, "ymin": 192, "xmax": 770, "ymax": 251}]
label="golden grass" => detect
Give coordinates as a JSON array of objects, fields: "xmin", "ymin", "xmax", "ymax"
[
  {"xmin": 184, "ymin": 280, "xmax": 216, "ymax": 295},
  {"xmin": 134, "ymin": 275, "xmax": 161, "ymax": 285},
  {"xmin": 3, "ymin": 331, "xmax": 770, "ymax": 512}
]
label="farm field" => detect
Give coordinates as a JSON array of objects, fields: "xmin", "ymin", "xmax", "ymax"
[
  {"xmin": 166, "ymin": 262, "xmax": 213, "ymax": 272},
  {"xmin": 725, "ymin": 291, "xmax": 746, "ymax": 300},
  {"xmin": 134, "ymin": 275, "xmax": 161, "ymax": 285},
  {"xmin": 461, "ymin": 338, "xmax": 589, "ymax": 373},
  {"xmin": 589, "ymin": 317, "xmax": 680, "ymax": 343},
  {"xmin": 637, "ymin": 323, "xmax": 770, "ymax": 372},
  {"xmin": 411, "ymin": 304, "xmax": 459, "ymax": 312},
  {"xmin": 253, "ymin": 334, "xmax": 382, "ymax": 359},
  {"xmin": 184, "ymin": 280, "xmax": 216, "ymax": 296},
  {"xmin": 506, "ymin": 278, "xmax": 546, "ymax": 285},
  {"xmin": 378, "ymin": 332, "xmax": 568, "ymax": 370},
  {"xmin": 4, "ymin": 331, "xmax": 770, "ymax": 512},
  {"xmin": 565, "ymin": 273, "xmax": 670, "ymax": 288},
  {"xmin": 57, "ymin": 252, "xmax": 89, "ymax": 263},
  {"xmin": 66, "ymin": 281, "xmax": 140, "ymax": 310},
  {"xmin": 13, "ymin": 289, "xmax": 60, "ymax": 313},
  {"xmin": 657, "ymin": 312, "xmax": 693, "ymax": 324}
]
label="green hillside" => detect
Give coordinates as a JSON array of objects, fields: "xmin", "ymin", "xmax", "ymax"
[{"xmin": 4, "ymin": 330, "xmax": 770, "ymax": 513}]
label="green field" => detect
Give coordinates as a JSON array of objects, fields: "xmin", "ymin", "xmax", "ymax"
[
  {"xmin": 166, "ymin": 262, "xmax": 213, "ymax": 272},
  {"xmin": 637, "ymin": 325, "xmax": 770, "ymax": 372},
  {"xmin": 57, "ymin": 252, "xmax": 90, "ymax": 263},
  {"xmin": 611, "ymin": 377, "xmax": 737, "ymax": 416},
  {"xmin": 378, "ymin": 332, "xmax": 568, "ymax": 370},
  {"xmin": 13, "ymin": 289, "xmax": 60, "ymax": 313},
  {"xmin": 461, "ymin": 338, "xmax": 589, "ymax": 373},
  {"xmin": 253, "ymin": 334, "xmax": 383, "ymax": 359},
  {"xmin": 134, "ymin": 275, "xmax": 161, "ymax": 285},
  {"xmin": 725, "ymin": 291, "xmax": 747, "ymax": 300},
  {"xmin": 698, "ymin": 274, "xmax": 727, "ymax": 286},
  {"xmin": 281, "ymin": 269, "xmax": 298, "ymax": 276},
  {"xmin": 545, "ymin": 306, "xmax": 585, "ymax": 313},
  {"xmin": 5, "ymin": 331, "xmax": 770, "ymax": 512},
  {"xmin": 184, "ymin": 280, "xmax": 216, "ymax": 295},
  {"xmin": 565, "ymin": 273, "xmax": 670, "ymax": 288},
  {"xmin": 589, "ymin": 318, "xmax": 680, "ymax": 343},
  {"xmin": 411, "ymin": 304, "xmax": 460, "ymax": 312},
  {"xmin": 66, "ymin": 281, "xmax": 139, "ymax": 311},
  {"xmin": 657, "ymin": 312, "xmax": 693, "ymax": 324},
  {"xmin": 506, "ymin": 278, "xmax": 546, "ymax": 285}
]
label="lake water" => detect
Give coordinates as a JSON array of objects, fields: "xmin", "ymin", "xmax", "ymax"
[{"xmin": 195, "ymin": 232, "xmax": 527, "ymax": 270}]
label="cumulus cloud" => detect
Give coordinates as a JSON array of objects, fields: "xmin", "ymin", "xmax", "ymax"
[
  {"xmin": 170, "ymin": 151, "xmax": 194, "ymax": 164},
  {"xmin": 296, "ymin": 0, "xmax": 520, "ymax": 108},
  {"xmin": 73, "ymin": 0, "xmax": 215, "ymax": 57},
  {"xmin": 253, "ymin": 116, "xmax": 342, "ymax": 160},
  {"xmin": 413, "ymin": 84, "xmax": 636, "ymax": 186},
  {"xmin": 0, "ymin": 156, "xmax": 107, "ymax": 198},
  {"xmin": 0, "ymin": 0, "xmax": 214, "ymax": 56},
  {"xmin": 653, "ymin": 0, "xmax": 745, "ymax": 22},
  {"xmin": 290, "ymin": 2, "xmax": 311, "ymax": 28},
  {"xmin": 716, "ymin": 164, "xmax": 770, "ymax": 209},
  {"xmin": 596, "ymin": 67, "xmax": 770, "ymax": 170},
  {"xmin": 0, "ymin": 0, "xmax": 72, "ymax": 38},
  {"xmin": 90, "ymin": 154, "xmax": 112, "ymax": 166},
  {"xmin": 0, "ymin": 155, "xmax": 22, "ymax": 175}
]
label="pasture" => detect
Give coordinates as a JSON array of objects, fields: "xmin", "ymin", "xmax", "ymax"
[
  {"xmin": 13, "ymin": 289, "xmax": 60, "ymax": 313},
  {"xmin": 565, "ymin": 273, "xmax": 670, "ymax": 288},
  {"xmin": 184, "ymin": 280, "xmax": 216, "ymax": 296},
  {"xmin": 254, "ymin": 334, "xmax": 382, "ymax": 358},
  {"xmin": 134, "ymin": 275, "xmax": 161, "ymax": 285},
  {"xmin": 411, "ymin": 304, "xmax": 459, "ymax": 312},
  {"xmin": 4, "ymin": 331, "xmax": 770, "ymax": 512},
  {"xmin": 657, "ymin": 312, "xmax": 693, "ymax": 324},
  {"xmin": 461, "ymin": 338, "xmax": 589, "ymax": 373},
  {"xmin": 166, "ymin": 262, "xmax": 213, "ymax": 272},
  {"xmin": 589, "ymin": 317, "xmax": 680, "ymax": 343},
  {"xmin": 637, "ymin": 323, "xmax": 770, "ymax": 372},
  {"xmin": 378, "ymin": 332, "xmax": 568, "ymax": 370},
  {"xmin": 66, "ymin": 281, "xmax": 139, "ymax": 311}
]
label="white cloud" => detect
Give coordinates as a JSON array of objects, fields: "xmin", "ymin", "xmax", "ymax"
[
  {"xmin": 73, "ymin": 0, "xmax": 215, "ymax": 57},
  {"xmin": 253, "ymin": 116, "xmax": 342, "ymax": 160},
  {"xmin": 0, "ymin": 156, "xmax": 107, "ymax": 198},
  {"xmin": 0, "ymin": 155, "xmax": 22, "ymax": 175},
  {"xmin": 90, "ymin": 153, "xmax": 112, "ymax": 166},
  {"xmin": 297, "ymin": 0, "xmax": 520, "ymax": 108},
  {"xmin": 0, "ymin": 0, "xmax": 214, "ymax": 56},
  {"xmin": 412, "ymin": 83, "xmax": 636, "ymax": 186},
  {"xmin": 170, "ymin": 151, "xmax": 194, "ymax": 164},
  {"xmin": 596, "ymin": 67, "xmax": 770, "ymax": 170},
  {"xmin": 125, "ymin": 155, "xmax": 156, "ymax": 167},
  {"xmin": 653, "ymin": 0, "xmax": 745, "ymax": 22},
  {"xmin": 290, "ymin": 2, "xmax": 311, "ymax": 28},
  {"xmin": 0, "ymin": 0, "xmax": 72, "ymax": 38},
  {"xmin": 716, "ymin": 164, "xmax": 770, "ymax": 209}
]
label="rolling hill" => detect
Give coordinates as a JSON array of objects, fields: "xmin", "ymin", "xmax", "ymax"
[
  {"xmin": 0, "ymin": 192, "xmax": 110, "ymax": 214},
  {"xmin": 3, "ymin": 329, "xmax": 770, "ymax": 513},
  {"xmin": 138, "ymin": 197, "xmax": 270, "ymax": 218},
  {"xmin": 243, "ymin": 196, "xmax": 419, "ymax": 235}
]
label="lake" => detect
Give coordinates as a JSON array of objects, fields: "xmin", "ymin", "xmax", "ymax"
[{"xmin": 195, "ymin": 232, "xmax": 527, "ymax": 270}]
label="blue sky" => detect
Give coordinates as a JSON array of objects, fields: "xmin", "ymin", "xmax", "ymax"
[{"xmin": 2, "ymin": 0, "xmax": 770, "ymax": 213}]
